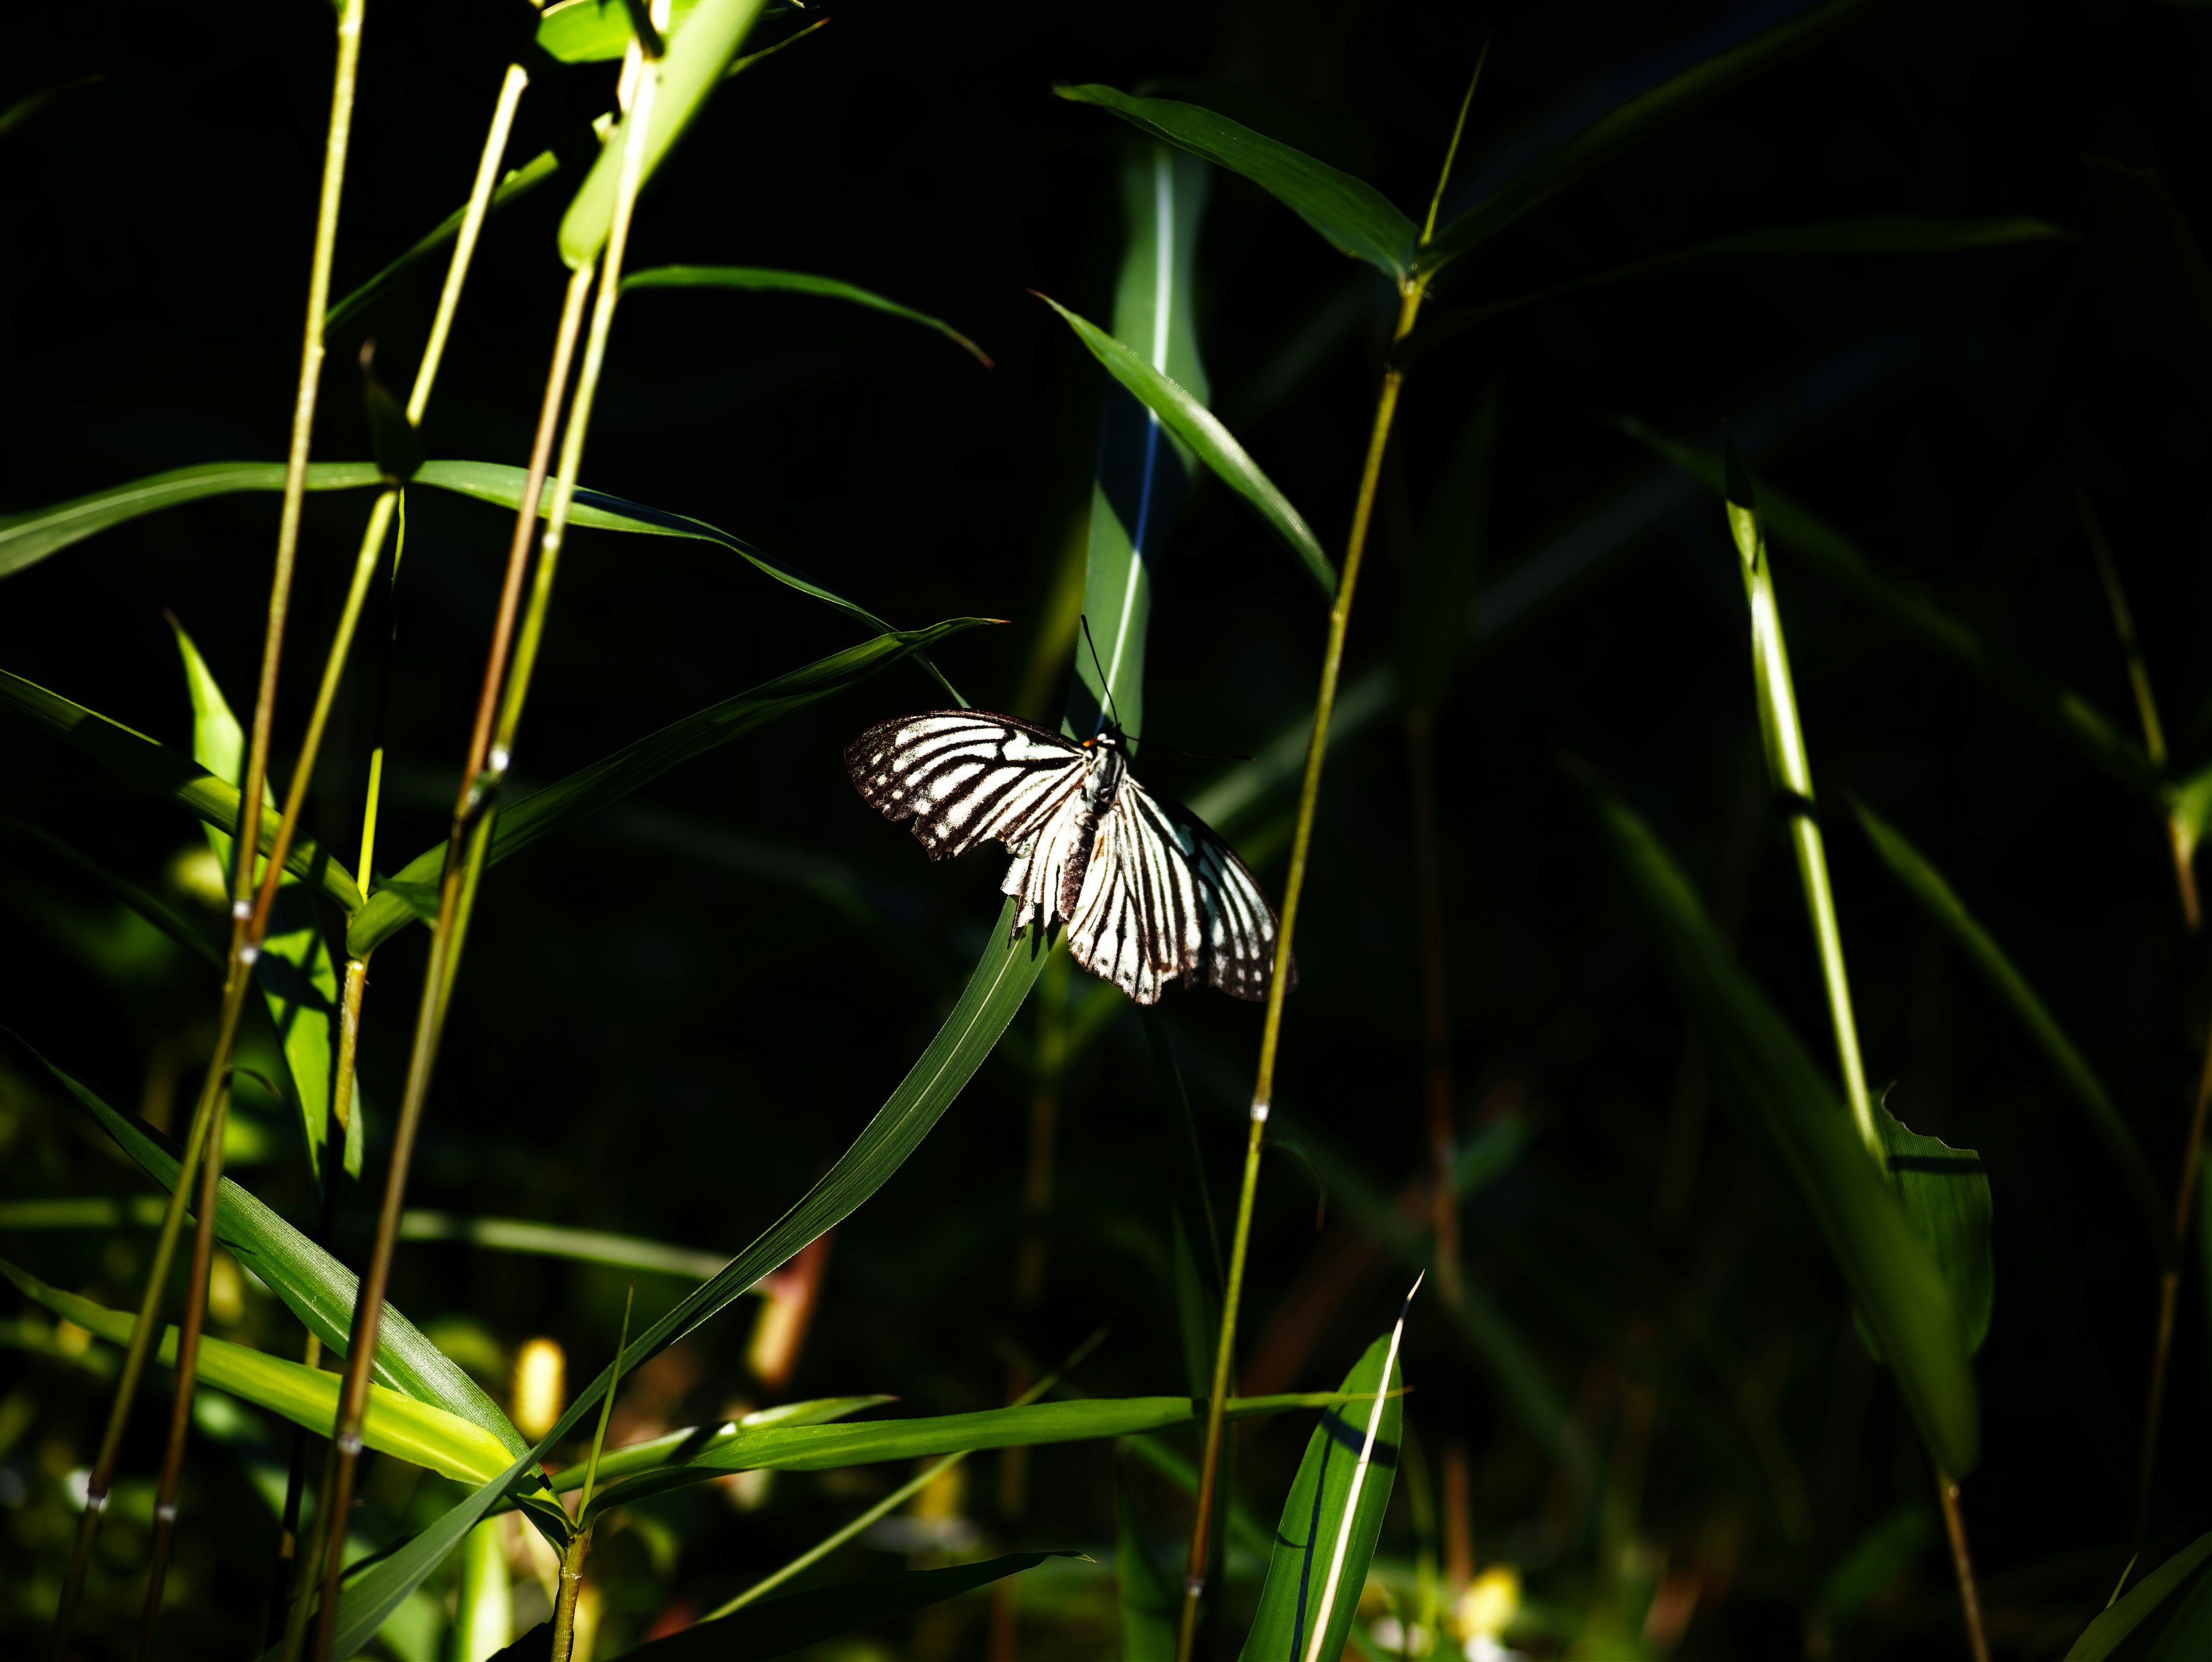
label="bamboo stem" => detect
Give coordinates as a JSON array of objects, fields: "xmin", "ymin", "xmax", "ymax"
[
  {"xmin": 1936, "ymin": 1476, "xmax": 1993, "ymax": 1662},
  {"xmin": 1175, "ymin": 281, "xmax": 1426, "ymax": 1662}
]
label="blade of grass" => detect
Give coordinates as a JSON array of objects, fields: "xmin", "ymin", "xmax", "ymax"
[
  {"xmin": 624, "ymin": 266, "xmax": 993, "ymax": 365},
  {"xmin": 1052, "ymin": 84, "xmax": 1416, "ymax": 280},
  {"xmin": 2061, "ymin": 1528, "xmax": 2212, "ymax": 1660},
  {"xmin": 1847, "ymin": 796, "xmax": 2164, "ymax": 1245},
  {"xmin": 1300, "ymin": 1287, "xmax": 1416, "ymax": 1662}
]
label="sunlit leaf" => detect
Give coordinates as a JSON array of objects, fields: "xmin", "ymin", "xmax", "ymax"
[
  {"xmin": 1423, "ymin": 0, "xmax": 1889, "ymax": 268},
  {"xmin": 1621, "ymin": 418, "xmax": 2159, "ymax": 801},
  {"xmin": 347, "ymin": 620, "xmax": 992, "ymax": 956},
  {"xmin": 1849, "ymin": 796, "xmax": 2165, "ymax": 1244},
  {"xmin": 1037, "ymin": 293, "xmax": 1334, "ymax": 600},
  {"xmin": 1873, "ymin": 1104, "xmax": 1993, "ymax": 1356},
  {"xmin": 1237, "ymin": 1335, "xmax": 1403, "ymax": 1662},
  {"xmin": 0, "ymin": 668, "xmax": 363, "ymax": 913},
  {"xmin": 0, "ymin": 461, "xmax": 381, "ymax": 582},
  {"xmin": 559, "ymin": 0, "xmax": 769, "ymax": 268},
  {"xmin": 537, "ymin": 0, "xmax": 709, "ymax": 61},
  {"xmin": 1, "ymin": 1259, "xmax": 515, "ymax": 1486},
  {"xmin": 1574, "ymin": 764, "xmax": 1979, "ymax": 1478},
  {"xmin": 624, "ymin": 265, "xmax": 993, "ymax": 365},
  {"xmin": 2062, "ymin": 1528, "xmax": 2212, "ymax": 1660},
  {"xmin": 1054, "ymin": 84, "xmax": 1416, "ymax": 281},
  {"xmin": 169, "ymin": 615, "xmax": 357, "ymax": 1180}
]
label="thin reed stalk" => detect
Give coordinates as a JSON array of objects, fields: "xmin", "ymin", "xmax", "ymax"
[
  {"xmin": 1175, "ymin": 279, "xmax": 1426, "ymax": 1662},
  {"xmin": 310, "ymin": 31, "xmax": 658, "ymax": 1656},
  {"xmin": 2130, "ymin": 1020, "xmax": 2212, "ymax": 1562},
  {"xmin": 54, "ymin": 8, "xmax": 366, "ymax": 1651}
]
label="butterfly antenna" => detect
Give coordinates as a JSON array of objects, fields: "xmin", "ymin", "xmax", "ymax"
[{"xmin": 1079, "ymin": 614, "xmax": 1123, "ymax": 734}]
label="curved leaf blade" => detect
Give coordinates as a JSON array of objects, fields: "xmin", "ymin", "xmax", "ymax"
[
  {"xmin": 2063, "ymin": 1529, "xmax": 2212, "ymax": 1660},
  {"xmin": 1574, "ymin": 764, "xmax": 1979, "ymax": 1477},
  {"xmin": 0, "ymin": 461, "xmax": 381, "ymax": 582},
  {"xmin": 1037, "ymin": 293, "xmax": 1334, "ymax": 599},
  {"xmin": 1054, "ymin": 84, "xmax": 1416, "ymax": 280},
  {"xmin": 624, "ymin": 265, "xmax": 993, "ymax": 365},
  {"xmin": 538, "ymin": 0, "xmax": 709, "ymax": 62},
  {"xmin": 1, "ymin": 1259, "xmax": 513, "ymax": 1486},
  {"xmin": 347, "ymin": 620, "xmax": 991, "ymax": 956},
  {"xmin": 1850, "ymin": 796, "xmax": 2165, "ymax": 1245}
]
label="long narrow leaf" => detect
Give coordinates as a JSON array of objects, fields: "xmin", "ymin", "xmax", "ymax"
[
  {"xmin": 0, "ymin": 669, "xmax": 363, "ymax": 913},
  {"xmin": 1574, "ymin": 764, "xmax": 1978, "ymax": 1477},
  {"xmin": 1, "ymin": 1260, "xmax": 514, "ymax": 1486},
  {"xmin": 1850, "ymin": 797, "xmax": 2165, "ymax": 1244},
  {"xmin": 0, "ymin": 811, "xmax": 222, "ymax": 973},
  {"xmin": 1053, "ymin": 85, "xmax": 1416, "ymax": 281},
  {"xmin": 347, "ymin": 620, "xmax": 990, "ymax": 955},
  {"xmin": 1424, "ymin": 0, "xmax": 1889, "ymax": 267},
  {"xmin": 624, "ymin": 266, "xmax": 993, "ymax": 365},
  {"xmin": 0, "ymin": 461, "xmax": 381, "ymax": 581},
  {"xmin": 1037, "ymin": 293, "xmax": 1334, "ymax": 599},
  {"xmin": 2062, "ymin": 1528, "xmax": 2212, "ymax": 1660}
]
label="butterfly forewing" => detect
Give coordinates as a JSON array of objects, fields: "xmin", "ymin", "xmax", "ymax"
[{"xmin": 844, "ymin": 711, "xmax": 1086, "ymax": 862}]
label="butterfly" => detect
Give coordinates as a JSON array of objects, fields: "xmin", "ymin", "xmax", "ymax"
[{"xmin": 843, "ymin": 710, "xmax": 1292, "ymax": 1005}]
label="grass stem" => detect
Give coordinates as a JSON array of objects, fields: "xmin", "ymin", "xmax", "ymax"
[
  {"xmin": 1176, "ymin": 283, "xmax": 1425, "ymax": 1662},
  {"xmin": 1936, "ymin": 1475, "xmax": 1993, "ymax": 1662}
]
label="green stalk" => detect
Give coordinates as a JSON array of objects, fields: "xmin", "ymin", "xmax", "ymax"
[
  {"xmin": 54, "ymin": 8, "xmax": 366, "ymax": 1652},
  {"xmin": 311, "ymin": 34, "xmax": 658, "ymax": 1659},
  {"xmin": 551, "ymin": 1290, "xmax": 634, "ymax": 1662},
  {"xmin": 1721, "ymin": 448, "xmax": 1988, "ymax": 1662},
  {"xmin": 1175, "ymin": 279, "xmax": 1426, "ymax": 1662},
  {"xmin": 701, "ymin": 1331, "xmax": 1107, "ymax": 1622}
]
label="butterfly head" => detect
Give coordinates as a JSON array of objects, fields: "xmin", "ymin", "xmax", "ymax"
[{"xmin": 1081, "ymin": 722, "xmax": 1127, "ymax": 754}]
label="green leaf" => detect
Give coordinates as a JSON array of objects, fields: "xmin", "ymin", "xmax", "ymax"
[
  {"xmin": 1816, "ymin": 1504, "xmax": 1938, "ymax": 1623},
  {"xmin": 623, "ymin": 266, "xmax": 993, "ymax": 365},
  {"xmin": 601, "ymin": 1554, "xmax": 1085, "ymax": 1662},
  {"xmin": 1053, "ymin": 84, "xmax": 1416, "ymax": 281},
  {"xmin": 1849, "ymin": 797, "xmax": 2165, "ymax": 1246},
  {"xmin": 0, "ymin": 811, "xmax": 222, "ymax": 974},
  {"xmin": 169, "ymin": 615, "xmax": 357, "ymax": 1182},
  {"xmin": 32, "ymin": 1048, "xmax": 531, "ymax": 1463},
  {"xmin": 559, "ymin": 0, "xmax": 770, "ymax": 268},
  {"xmin": 537, "ymin": 0, "xmax": 710, "ymax": 61},
  {"xmin": 0, "ymin": 668, "xmax": 363, "ymax": 913},
  {"xmin": 347, "ymin": 621, "xmax": 991, "ymax": 956},
  {"xmin": 1067, "ymin": 143, "xmax": 1213, "ymax": 747},
  {"xmin": 1425, "ymin": 0, "xmax": 1889, "ymax": 268},
  {"xmin": 1037, "ymin": 293, "xmax": 1334, "ymax": 600},
  {"xmin": 2, "ymin": 1258, "xmax": 516, "ymax": 1485},
  {"xmin": 1873, "ymin": 1104, "xmax": 1993, "ymax": 1356},
  {"xmin": 395, "ymin": 1213, "xmax": 731, "ymax": 1281},
  {"xmin": 2086, "ymin": 157, "xmax": 2212, "ymax": 430},
  {"xmin": 1416, "ymin": 215, "xmax": 2063, "ymax": 350},
  {"xmin": 1117, "ymin": 1470, "xmax": 1178, "ymax": 1662},
  {"xmin": 0, "ymin": 461, "xmax": 381, "ymax": 582},
  {"xmin": 2147, "ymin": 1562, "xmax": 2212, "ymax": 1661},
  {"xmin": 329, "ymin": 148, "xmax": 572, "ymax": 332},
  {"xmin": 1620, "ymin": 419, "xmax": 2160, "ymax": 801},
  {"xmin": 2063, "ymin": 1530, "xmax": 2212, "ymax": 1660},
  {"xmin": 1170, "ymin": 1207, "xmax": 1219, "ymax": 1406},
  {"xmin": 1573, "ymin": 764, "xmax": 1979, "ymax": 1477},
  {"xmin": 570, "ymin": 1396, "xmax": 895, "ymax": 1494},
  {"xmin": 1238, "ymin": 1335, "xmax": 1404, "ymax": 1662},
  {"xmin": 583, "ymin": 1392, "xmax": 1357, "ymax": 1514},
  {"xmin": 1116, "ymin": 1432, "xmax": 1274, "ymax": 1562},
  {"xmin": 1395, "ymin": 381, "xmax": 1501, "ymax": 713}
]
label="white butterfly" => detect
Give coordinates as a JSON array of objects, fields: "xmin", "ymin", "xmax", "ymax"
[{"xmin": 844, "ymin": 711, "xmax": 1292, "ymax": 1004}]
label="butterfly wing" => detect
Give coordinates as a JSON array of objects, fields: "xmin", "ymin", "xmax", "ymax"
[
  {"xmin": 1065, "ymin": 777, "xmax": 1292, "ymax": 1005},
  {"xmin": 844, "ymin": 710, "xmax": 1087, "ymax": 862}
]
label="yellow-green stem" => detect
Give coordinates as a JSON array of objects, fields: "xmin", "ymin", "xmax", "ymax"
[
  {"xmin": 408, "ymin": 63, "xmax": 529, "ymax": 427},
  {"xmin": 1174, "ymin": 281, "xmax": 1425, "ymax": 1662},
  {"xmin": 550, "ymin": 1531, "xmax": 593, "ymax": 1662},
  {"xmin": 1936, "ymin": 1475, "xmax": 1992, "ymax": 1662}
]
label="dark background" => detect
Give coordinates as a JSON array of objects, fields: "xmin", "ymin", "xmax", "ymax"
[{"xmin": 5, "ymin": 0, "xmax": 2212, "ymax": 1656}]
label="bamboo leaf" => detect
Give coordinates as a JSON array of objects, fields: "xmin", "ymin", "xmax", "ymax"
[
  {"xmin": 346, "ymin": 621, "xmax": 992, "ymax": 956},
  {"xmin": 0, "ymin": 461, "xmax": 381, "ymax": 581},
  {"xmin": 2062, "ymin": 1529, "xmax": 2212, "ymax": 1660},
  {"xmin": 31, "ymin": 1048, "xmax": 531, "ymax": 1460},
  {"xmin": 1, "ymin": 1259, "xmax": 514, "ymax": 1486},
  {"xmin": 0, "ymin": 668, "xmax": 363, "ymax": 913},
  {"xmin": 170, "ymin": 615, "xmax": 357, "ymax": 1180},
  {"xmin": 1070, "ymin": 143, "xmax": 1214, "ymax": 745},
  {"xmin": 1849, "ymin": 796, "xmax": 2165, "ymax": 1245},
  {"xmin": 559, "ymin": 0, "xmax": 769, "ymax": 268},
  {"xmin": 1620, "ymin": 418, "xmax": 2160, "ymax": 801},
  {"xmin": 538, "ymin": 0, "xmax": 710, "ymax": 61},
  {"xmin": 624, "ymin": 265, "xmax": 993, "ymax": 365},
  {"xmin": 571, "ymin": 1396, "xmax": 895, "ymax": 1494},
  {"xmin": 1423, "ymin": 0, "xmax": 1890, "ymax": 268},
  {"xmin": 1872, "ymin": 1103, "xmax": 1993, "ymax": 1356},
  {"xmin": 1237, "ymin": 1335, "xmax": 1403, "ymax": 1662},
  {"xmin": 1036, "ymin": 293, "xmax": 1334, "ymax": 600},
  {"xmin": 598, "ymin": 1554, "xmax": 1086, "ymax": 1662},
  {"xmin": 329, "ymin": 149, "xmax": 574, "ymax": 332},
  {"xmin": 1395, "ymin": 382, "xmax": 1501, "ymax": 713},
  {"xmin": 1573, "ymin": 764, "xmax": 1979, "ymax": 1477},
  {"xmin": 583, "ymin": 1392, "xmax": 1359, "ymax": 1513},
  {"xmin": 395, "ymin": 1213, "xmax": 732, "ymax": 1281},
  {"xmin": 1052, "ymin": 84, "xmax": 1416, "ymax": 281}
]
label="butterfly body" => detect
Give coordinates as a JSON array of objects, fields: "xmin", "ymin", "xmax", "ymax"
[{"xmin": 843, "ymin": 710, "xmax": 1290, "ymax": 1005}]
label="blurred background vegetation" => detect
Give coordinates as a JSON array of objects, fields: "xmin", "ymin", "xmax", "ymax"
[{"xmin": 5, "ymin": 0, "xmax": 2212, "ymax": 1657}]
